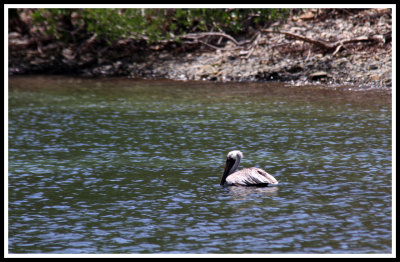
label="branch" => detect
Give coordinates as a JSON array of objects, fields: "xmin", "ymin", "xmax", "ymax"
[
  {"xmin": 261, "ymin": 29, "xmax": 378, "ymax": 51},
  {"xmin": 180, "ymin": 32, "xmax": 240, "ymax": 46},
  {"xmin": 179, "ymin": 31, "xmax": 262, "ymax": 52}
]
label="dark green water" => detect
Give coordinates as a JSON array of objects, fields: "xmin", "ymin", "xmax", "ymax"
[{"xmin": 8, "ymin": 76, "xmax": 392, "ymax": 254}]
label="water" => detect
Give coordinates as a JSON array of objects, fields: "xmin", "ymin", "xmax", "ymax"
[{"xmin": 7, "ymin": 76, "xmax": 392, "ymax": 254}]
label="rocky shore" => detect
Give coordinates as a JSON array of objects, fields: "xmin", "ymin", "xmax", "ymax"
[{"xmin": 9, "ymin": 8, "xmax": 392, "ymax": 89}]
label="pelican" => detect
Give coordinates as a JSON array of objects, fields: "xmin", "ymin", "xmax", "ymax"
[{"xmin": 220, "ymin": 150, "xmax": 278, "ymax": 186}]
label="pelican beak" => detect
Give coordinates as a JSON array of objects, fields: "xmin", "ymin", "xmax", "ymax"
[{"xmin": 220, "ymin": 157, "xmax": 235, "ymax": 185}]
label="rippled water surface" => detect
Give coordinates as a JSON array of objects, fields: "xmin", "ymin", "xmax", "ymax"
[{"xmin": 8, "ymin": 76, "xmax": 392, "ymax": 254}]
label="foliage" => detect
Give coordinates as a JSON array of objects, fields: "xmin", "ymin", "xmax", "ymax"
[{"xmin": 30, "ymin": 8, "xmax": 290, "ymax": 44}]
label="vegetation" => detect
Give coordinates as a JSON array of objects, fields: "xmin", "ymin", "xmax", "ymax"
[{"xmin": 29, "ymin": 8, "xmax": 290, "ymax": 44}]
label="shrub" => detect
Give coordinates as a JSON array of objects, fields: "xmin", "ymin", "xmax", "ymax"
[{"xmin": 30, "ymin": 8, "xmax": 290, "ymax": 44}]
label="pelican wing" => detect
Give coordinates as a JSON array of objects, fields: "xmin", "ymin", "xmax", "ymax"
[{"xmin": 225, "ymin": 167, "xmax": 278, "ymax": 186}]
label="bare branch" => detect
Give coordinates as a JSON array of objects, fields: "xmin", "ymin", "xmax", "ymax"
[
  {"xmin": 180, "ymin": 32, "xmax": 240, "ymax": 46},
  {"xmin": 261, "ymin": 29, "xmax": 379, "ymax": 51}
]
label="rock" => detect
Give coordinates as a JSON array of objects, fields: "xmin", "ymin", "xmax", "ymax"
[
  {"xmin": 367, "ymin": 64, "xmax": 379, "ymax": 70},
  {"xmin": 62, "ymin": 48, "xmax": 75, "ymax": 61},
  {"xmin": 309, "ymin": 71, "xmax": 331, "ymax": 81}
]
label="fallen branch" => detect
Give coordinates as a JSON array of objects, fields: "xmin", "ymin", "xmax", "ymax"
[
  {"xmin": 261, "ymin": 29, "xmax": 378, "ymax": 51},
  {"xmin": 179, "ymin": 31, "xmax": 265, "ymax": 53},
  {"xmin": 241, "ymin": 31, "xmax": 261, "ymax": 59},
  {"xmin": 181, "ymin": 32, "xmax": 240, "ymax": 47}
]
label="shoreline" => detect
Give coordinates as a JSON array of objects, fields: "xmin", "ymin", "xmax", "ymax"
[
  {"xmin": 9, "ymin": 8, "xmax": 392, "ymax": 89},
  {"xmin": 8, "ymin": 74, "xmax": 393, "ymax": 97}
]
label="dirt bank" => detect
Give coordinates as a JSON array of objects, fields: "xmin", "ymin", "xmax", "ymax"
[{"xmin": 8, "ymin": 8, "xmax": 392, "ymax": 89}]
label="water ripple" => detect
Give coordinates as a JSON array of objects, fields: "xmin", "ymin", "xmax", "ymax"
[{"xmin": 8, "ymin": 77, "xmax": 392, "ymax": 254}]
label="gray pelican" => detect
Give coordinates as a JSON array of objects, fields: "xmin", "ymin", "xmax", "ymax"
[{"xmin": 220, "ymin": 150, "xmax": 278, "ymax": 186}]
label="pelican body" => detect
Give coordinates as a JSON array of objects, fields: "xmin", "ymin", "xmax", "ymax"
[{"xmin": 220, "ymin": 150, "xmax": 278, "ymax": 187}]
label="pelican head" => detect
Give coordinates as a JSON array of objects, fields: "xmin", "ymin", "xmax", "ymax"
[
  {"xmin": 227, "ymin": 150, "xmax": 243, "ymax": 160},
  {"xmin": 220, "ymin": 150, "xmax": 243, "ymax": 185}
]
